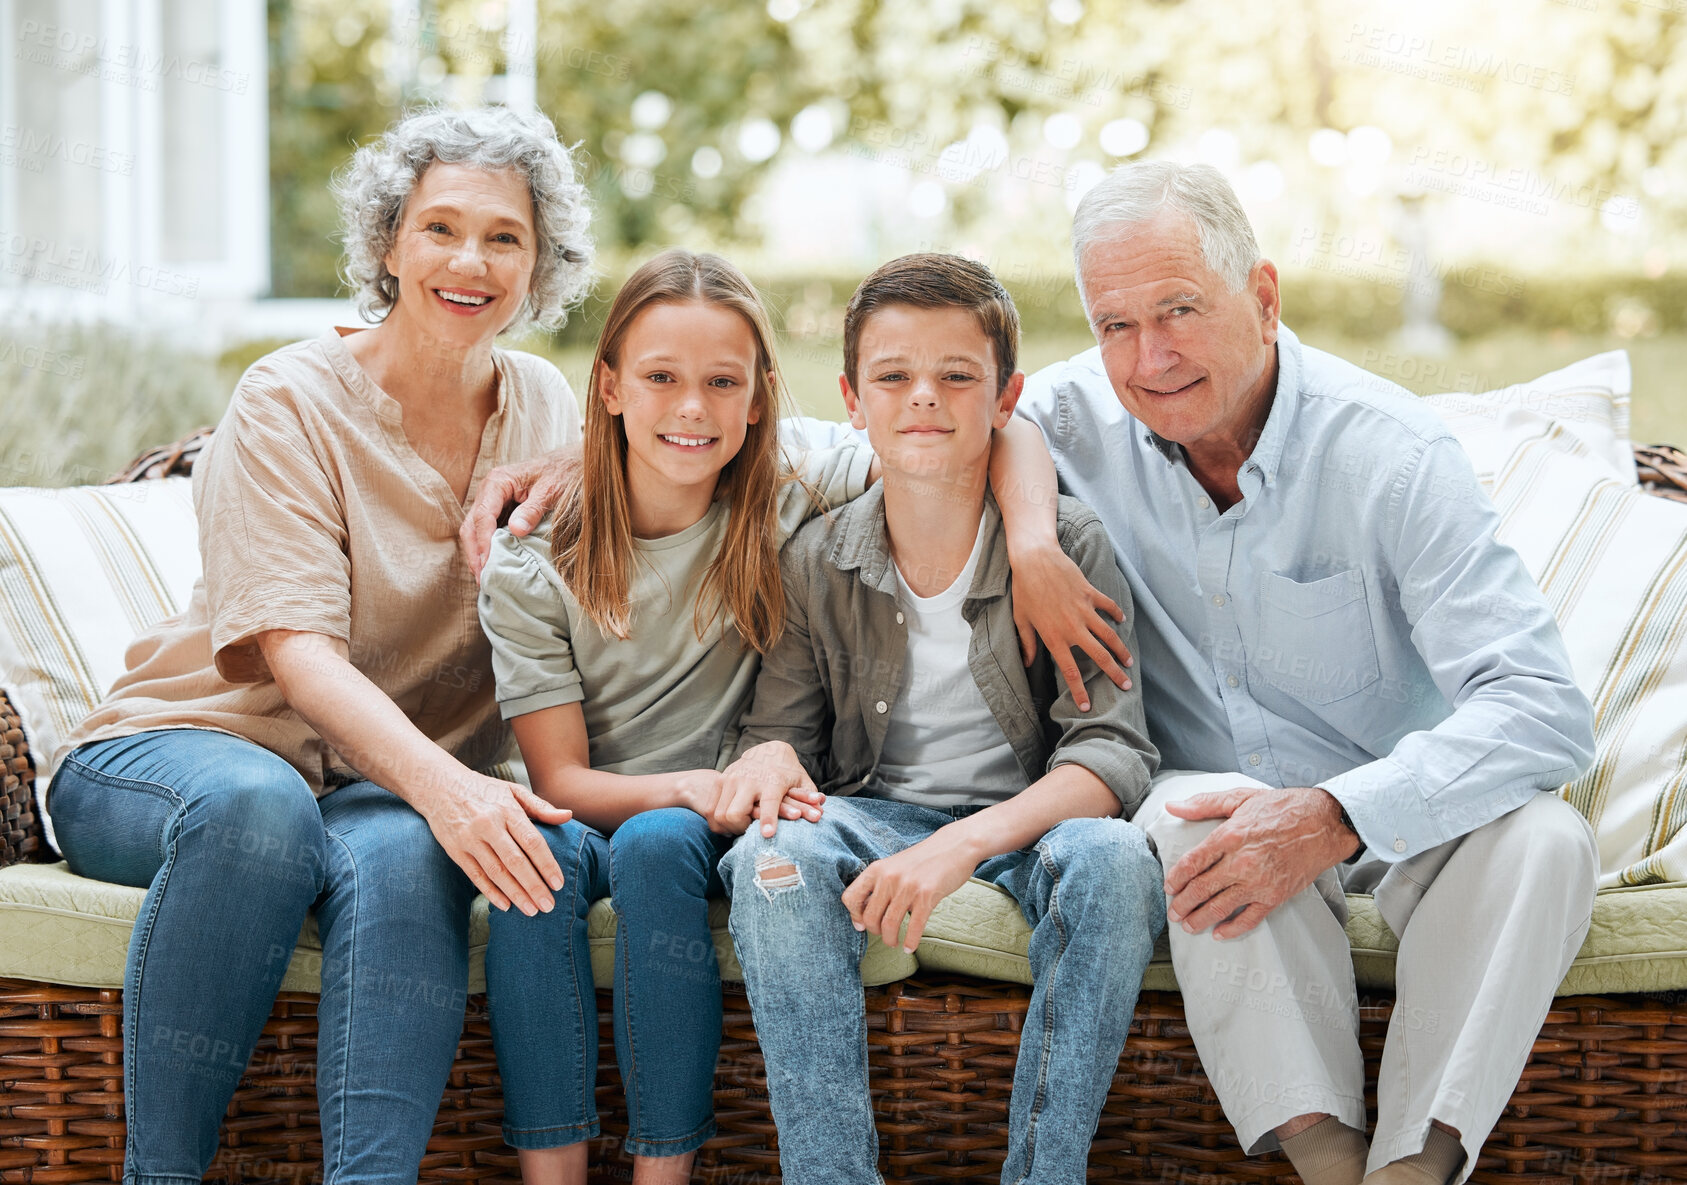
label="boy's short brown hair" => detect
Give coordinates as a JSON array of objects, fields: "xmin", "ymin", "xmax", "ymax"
[{"xmin": 843, "ymin": 253, "xmax": 1020, "ymax": 394}]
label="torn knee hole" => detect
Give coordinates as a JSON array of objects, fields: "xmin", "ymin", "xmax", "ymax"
[{"xmin": 753, "ymin": 851, "xmax": 804, "ymax": 899}]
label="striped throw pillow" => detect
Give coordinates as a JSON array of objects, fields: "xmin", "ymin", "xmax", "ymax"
[
  {"xmin": 0, "ymin": 478, "xmax": 200, "ymax": 852},
  {"xmin": 1429, "ymin": 365, "xmax": 1686, "ymax": 886}
]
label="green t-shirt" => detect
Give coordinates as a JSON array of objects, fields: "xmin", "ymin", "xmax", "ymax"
[{"xmin": 476, "ymin": 442, "xmax": 872, "ymax": 774}]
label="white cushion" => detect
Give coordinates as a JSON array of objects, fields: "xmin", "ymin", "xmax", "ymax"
[
  {"xmin": 0, "ymin": 477, "xmax": 200, "ymax": 852},
  {"xmin": 1424, "ymin": 350, "xmax": 1635, "ymax": 483},
  {"xmin": 1428, "ymin": 355, "xmax": 1687, "ymax": 885}
]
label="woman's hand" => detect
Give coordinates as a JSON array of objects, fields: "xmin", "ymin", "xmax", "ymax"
[
  {"xmin": 459, "ymin": 445, "xmax": 582, "ymax": 579},
  {"xmin": 714, "ymin": 742, "xmax": 826, "ymax": 837},
  {"xmin": 422, "ymin": 770, "xmax": 573, "ymax": 916},
  {"xmin": 1008, "ymin": 537, "xmax": 1132, "ymax": 711}
]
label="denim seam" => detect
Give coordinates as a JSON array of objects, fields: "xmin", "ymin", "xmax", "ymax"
[
  {"xmin": 121, "ymin": 783, "xmax": 186, "ymax": 1178},
  {"xmin": 610, "ymin": 855, "xmax": 643, "ymax": 1142},
  {"xmin": 567, "ymin": 827, "xmax": 596, "ymax": 1133},
  {"xmin": 323, "ymin": 829, "xmax": 358, "ymax": 1182},
  {"xmin": 501, "ymin": 1116, "xmax": 601, "ymax": 1147},
  {"xmin": 1009, "ymin": 840, "xmax": 1068, "ymax": 1185}
]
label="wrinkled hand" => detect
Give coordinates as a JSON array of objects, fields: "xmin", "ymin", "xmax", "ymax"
[
  {"xmin": 842, "ymin": 830, "xmax": 978, "ymax": 953},
  {"xmin": 715, "ymin": 742, "xmax": 825, "ymax": 837},
  {"xmin": 425, "ymin": 772, "xmax": 572, "ymax": 916},
  {"xmin": 459, "ymin": 446, "xmax": 581, "ymax": 580},
  {"xmin": 1163, "ymin": 786, "xmax": 1360, "ymax": 940},
  {"xmin": 1007, "ymin": 539, "xmax": 1132, "ymax": 711}
]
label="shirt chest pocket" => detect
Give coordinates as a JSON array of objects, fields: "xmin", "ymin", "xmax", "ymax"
[{"xmin": 1251, "ymin": 569, "xmax": 1381, "ymax": 705}]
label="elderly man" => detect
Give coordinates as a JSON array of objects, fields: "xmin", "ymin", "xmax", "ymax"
[{"xmin": 996, "ymin": 160, "xmax": 1598, "ymax": 1185}]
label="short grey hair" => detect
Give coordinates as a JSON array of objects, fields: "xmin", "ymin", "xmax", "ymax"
[
  {"xmin": 333, "ymin": 105, "xmax": 594, "ymax": 333},
  {"xmin": 1071, "ymin": 161, "xmax": 1260, "ymax": 304}
]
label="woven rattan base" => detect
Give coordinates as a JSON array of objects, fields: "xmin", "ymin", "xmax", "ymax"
[{"xmin": 2, "ymin": 978, "xmax": 1682, "ymax": 1185}]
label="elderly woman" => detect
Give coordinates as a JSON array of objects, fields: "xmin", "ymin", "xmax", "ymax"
[{"xmin": 47, "ymin": 105, "xmax": 589, "ymax": 1182}]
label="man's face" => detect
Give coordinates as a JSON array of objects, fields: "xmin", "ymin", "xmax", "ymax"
[
  {"xmin": 1079, "ymin": 211, "xmax": 1280, "ymax": 452},
  {"xmin": 841, "ymin": 304, "xmax": 1021, "ymax": 484}
]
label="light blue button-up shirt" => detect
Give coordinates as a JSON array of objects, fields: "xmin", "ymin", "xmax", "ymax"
[{"xmin": 1015, "ymin": 324, "xmax": 1594, "ymax": 862}]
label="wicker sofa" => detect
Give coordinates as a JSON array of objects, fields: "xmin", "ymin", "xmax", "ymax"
[{"xmin": 2, "ymin": 433, "xmax": 1686, "ymax": 1185}]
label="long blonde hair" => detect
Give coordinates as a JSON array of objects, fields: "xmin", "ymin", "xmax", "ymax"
[{"xmin": 551, "ymin": 249, "xmax": 797, "ymax": 653}]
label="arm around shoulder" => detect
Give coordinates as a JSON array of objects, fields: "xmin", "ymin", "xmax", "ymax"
[{"xmin": 1043, "ymin": 501, "xmax": 1159, "ymax": 817}]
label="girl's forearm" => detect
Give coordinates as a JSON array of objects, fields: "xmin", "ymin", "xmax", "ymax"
[{"xmin": 530, "ymin": 764, "xmax": 700, "ymax": 832}]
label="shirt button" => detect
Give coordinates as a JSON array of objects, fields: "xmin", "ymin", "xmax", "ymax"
[
  {"xmin": 1226, "ymin": 675, "xmax": 1239, "ymax": 688},
  {"xmin": 1393, "ymin": 838, "xmax": 1407, "ymax": 853},
  {"xmin": 1248, "ymin": 753, "xmax": 1261, "ymax": 766},
  {"xmin": 1212, "ymin": 594, "xmax": 1226, "ymax": 607},
  {"xmin": 875, "ymin": 700, "xmax": 888, "ymax": 714},
  {"xmin": 1197, "ymin": 496, "xmax": 1210, "ymax": 509},
  {"xmin": 895, "ymin": 612, "xmax": 905, "ymax": 625}
]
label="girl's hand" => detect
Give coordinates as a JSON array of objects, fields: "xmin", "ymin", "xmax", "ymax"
[
  {"xmin": 716, "ymin": 742, "xmax": 825, "ymax": 837},
  {"xmin": 674, "ymin": 769, "xmax": 725, "ymax": 819},
  {"xmin": 1008, "ymin": 538, "xmax": 1133, "ymax": 712},
  {"xmin": 423, "ymin": 771, "xmax": 572, "ymax": 917}
]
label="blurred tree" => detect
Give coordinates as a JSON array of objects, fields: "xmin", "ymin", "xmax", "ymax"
[{"xmin": 269, "ymin": 0, "xmax": 400, "ymax": 297}]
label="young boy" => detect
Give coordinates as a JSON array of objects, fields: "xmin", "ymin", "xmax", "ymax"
[{"xmin": 717, "ymin": 254, "xmax": 1165, "ymax": 1183}]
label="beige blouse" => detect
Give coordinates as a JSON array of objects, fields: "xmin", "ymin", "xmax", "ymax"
[{"xmin": 55, "ymin": 328, "xmax": 582, "ymax": 795}]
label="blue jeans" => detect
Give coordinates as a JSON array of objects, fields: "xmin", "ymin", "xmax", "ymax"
[
  {"xmin": 486, "ymin": 806, "xmax": 733, "ymax": 1156},
  {"xmin": 720, "ymin": 796, "xmax": 1166, "ymax": 1185},
  {"xmin": 49, "ymin": 728, "xmax": 479, "ymax": 1185}
]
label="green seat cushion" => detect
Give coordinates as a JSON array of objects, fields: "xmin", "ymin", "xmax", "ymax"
[
  {"xmin": 0, "ymin": 862, "xmax": 917, "ymax": 992},
  {"xmin": 911, "ymin": 878, "xmax": 1687, "ymax": 997}
]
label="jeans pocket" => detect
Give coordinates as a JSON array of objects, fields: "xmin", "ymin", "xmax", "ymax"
[{"xmin": 1251, "ymin": 569, "xmax": 1381, "ymax": 705}]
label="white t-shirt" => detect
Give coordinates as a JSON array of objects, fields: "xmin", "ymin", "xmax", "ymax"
[{"xmin": 873, "ymin": 514, "xmax": 1030, "ymax": 808}]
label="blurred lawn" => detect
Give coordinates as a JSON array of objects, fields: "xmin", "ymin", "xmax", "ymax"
[{"xmin": 4, "ymin": 324, "xmax": 1683, "ymax": 488}]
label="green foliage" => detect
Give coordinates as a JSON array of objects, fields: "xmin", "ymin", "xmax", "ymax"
[{"xmin": 269, "ymin": 0, "xmax": 400, "ymax": 298}]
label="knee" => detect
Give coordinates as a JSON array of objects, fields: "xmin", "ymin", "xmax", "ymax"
[
  {"xmin": 722, "ymin": 819, "xmax": 839, "ymax": 920},
  {"xmin": 1044, "ymin": 819, "xmax": 1167, "ymax": 917},
  {"xmin": 1498, "ymin": 795, "xmax": 1598, "ymax": 892},
  {"xmin": 189, "ymin": 764, "xmax": 325, "ymax": 880},
  {"xmin": 342, "ymin": 809, "xmax": 473, "ymax": 920}
]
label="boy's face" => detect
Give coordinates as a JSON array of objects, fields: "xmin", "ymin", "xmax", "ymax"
[{"xmin": 841, "ymin": 304, "xmax": 1023, "ymax": 484}]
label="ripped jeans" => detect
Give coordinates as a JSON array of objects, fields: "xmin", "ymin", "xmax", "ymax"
[{"xmin": 719, "ymin": 795, "xmax": 1165, "ymax": 1185}]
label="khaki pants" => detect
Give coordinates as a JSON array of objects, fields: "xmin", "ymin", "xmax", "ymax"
[{"xmin": 1136, "ymin": 772, "xmax": 1598, "ymax": 1183}]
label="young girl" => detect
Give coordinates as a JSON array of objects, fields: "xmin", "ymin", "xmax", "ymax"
[{"xmin": 475, "ymin": 249, "xmax": 875, "ymax": 1184}]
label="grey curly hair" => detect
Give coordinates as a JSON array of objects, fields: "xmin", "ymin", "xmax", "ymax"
[{"xmin": 333, "ymin": 105, "xmax": 594, "ymax": 333}]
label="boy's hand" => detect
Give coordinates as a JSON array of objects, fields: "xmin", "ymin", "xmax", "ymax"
[
  {"xmin": 1006, "ymin": 538, "xmax": 1132, "ymax": 711},
  {"xmin": 843, "ymin": 829, "xmax": 978, "ymax": 953},
  {"xmin": 715, "ymin": 741, "xmax": 825, "ymax": 837}
]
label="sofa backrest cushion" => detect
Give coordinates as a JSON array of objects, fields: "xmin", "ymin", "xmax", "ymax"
[
  {"xmin": 0, "ymin": 477, "xmax": 200, "ymax": 852},
  {"xmin": 1426, "ymin": 352, "xmax": 1687, "ymax": 886}
]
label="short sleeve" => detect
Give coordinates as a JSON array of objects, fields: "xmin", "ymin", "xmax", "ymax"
[
  {"xmin": 201, "ymin": 384, "xmax": 352, "ymax": 683},
  {"xmin": 774, "ymin": 442, "xmax": 874, "ymax": 546},
  {"xmin": 476, "ymin": 524, "xmax": 585, "ymax": 719}
]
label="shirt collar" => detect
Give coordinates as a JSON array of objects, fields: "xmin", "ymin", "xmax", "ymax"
[
  {"xmin": 1137, "ymin": 322, "xmax": 1304, "ymax": 492},
  {"xmin": 828, "ymin": 484, "xmax": 1009, "ymax": 603}
]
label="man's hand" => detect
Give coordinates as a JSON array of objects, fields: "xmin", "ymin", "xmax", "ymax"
[
  {"xmin": 459, "ymin": 446, "xmax": 581, "ymax": 579},
  {"xmin": 715, "ymin": 741, "xmax": 825, "ymax": 837},
  {"xmin": 842, "ymin": 829, "xmax": 978, "ymax": 953},
  {"xmin": 1162, "ymin": 786, "xmax": 1360, "ymax": 940},
  {"xmin": 1007, "ymin": 538, "xmax": 1132, "ymax": 711},
  {"xmin": 423, "ymin": 771, "xmax": 573, "ymax": 917}
]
